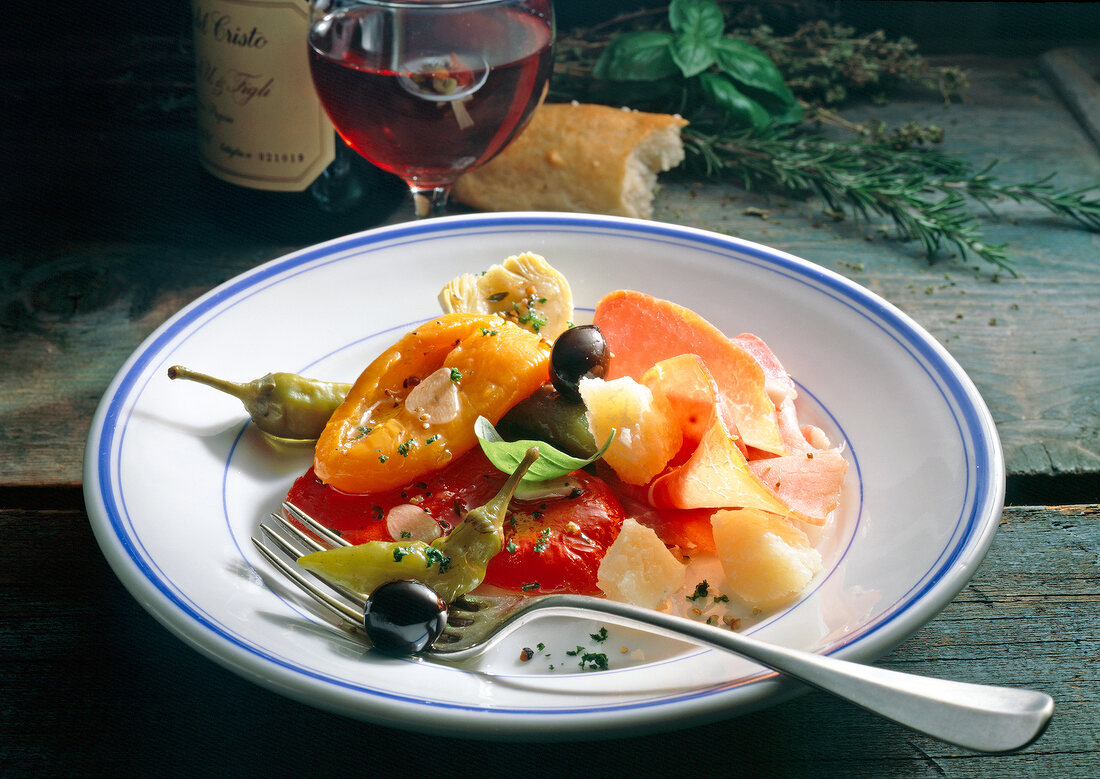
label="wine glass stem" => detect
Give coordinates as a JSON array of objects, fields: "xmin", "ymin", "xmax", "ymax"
[{"xmin": 410, "ymin": 186, "xmax": 451, "ymax": 219}]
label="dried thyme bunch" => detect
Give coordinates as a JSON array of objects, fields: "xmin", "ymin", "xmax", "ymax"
[
  {"xmin": 739, "ymin": 20, "xmax": 969, "ymax": 107},
  {"xmin": 552, "ymin": 0, "xmax": 1100, "ymax": 274}
]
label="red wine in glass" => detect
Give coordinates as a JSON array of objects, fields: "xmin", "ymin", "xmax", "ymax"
[{"xmin": 308, "ymin": 1, "xmax": 553, "ymax": 217}]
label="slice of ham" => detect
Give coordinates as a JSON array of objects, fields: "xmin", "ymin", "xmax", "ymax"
[
  {"xmin": 747, "ymin": 448, "xmax": 848, "ymax": 524},
  {"xmin": 591, "ymin": 296, "xmax": 848, "ymax": 532},
  {"xmin": 647, "ymin": 403, "xmax": 822, "ymax": 524},
  {"xmin": 732, "ymin": 333, "xmax": 797, "ymax": 406},
  {"xmin": 637, "ymin": 355, "xmax": 823, "ymax": 525},
  {"xmin": 594, "ymin": 290, "xmax": 787, "ymax": 455}
]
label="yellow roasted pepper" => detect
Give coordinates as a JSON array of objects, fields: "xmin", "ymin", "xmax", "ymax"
[{"xmin": 314, "ymin": 313, "xmax": 551, "ymax": 493}]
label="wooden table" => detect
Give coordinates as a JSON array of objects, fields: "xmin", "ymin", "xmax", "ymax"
[{"xmin": 2, "ymin": 53, "xmax": 1097, "ymax": 775}]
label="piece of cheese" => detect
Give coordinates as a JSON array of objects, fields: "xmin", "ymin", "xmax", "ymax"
[
  {"xmin": 711, "ymin": 508, "xmax": 821, "ymax": 609},
  {"xmin": 597, "ymin": 518, "xmax": 686, "ymax": 608}
]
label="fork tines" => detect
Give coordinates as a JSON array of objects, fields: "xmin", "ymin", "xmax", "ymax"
[
  {"xmin": 253, "ymin": 502, "xmax": 528, "ymax": 656},
  {"xmin": 252, "ymin": 503, "xmax": 365, "ymax": 632}
]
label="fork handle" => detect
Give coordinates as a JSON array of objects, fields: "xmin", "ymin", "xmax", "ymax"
[{"xmin": 540, "ymin": 596, "xmax": 1053, "ymax": 754}]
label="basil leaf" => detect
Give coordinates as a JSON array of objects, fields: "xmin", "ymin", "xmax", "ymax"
[
  {"xmin": 698, "ymin": 72, "xmax": 772, "ymax": 131},
  {"xmin": 742, "ymin": 85, "xmax": 803, "ymax": 125},
  {"xmin": 713, "ymin": 38, "xmax": 798, "ymax": 108},
  {"xmin": 666, "ymin": 0, "xmax": 724, "ymax": 77},
  {"xmin": 671, "ymin": 33, "xmax": 716, "ymax": 78},
  {"xmin": 475, "ymin": 416, "xmax": 615, "ymax": 482},
  {"xmin": 669, "ymin": 0, "xmax": 725, "ymax": 40},
  {"xmin": 593, "ymin": 31, "xmax": 678, "ymax": 81}
]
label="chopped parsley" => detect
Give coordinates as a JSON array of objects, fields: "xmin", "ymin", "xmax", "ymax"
[
  {"xmin": 449, "ymin": 367, "xmax": 462, "ymax": 382},
  {"xmin": 525, "ymin": 312, "xmax": 549, "ymax": 332},
  {"xmin": 533, "ymin": 527, "xmax": 551, "ymax": 553},
  {"xmin": 520, "ymin": 581, "xmax": 540, "ymax": 591},
  {"xmin": 378, "ymin": 454, "xmax": 388, "ymax": 463},
  {"xmin": 512, "ymin": 301, "xmax": 549, "ymax": 332},
  {"xmin": 423, "ymin": 546, "xmax": 451, "ymax": 573},
  {"xmin": 579, "ymin": 653, "xmax": 609, "ymax": 671},
  {"xmin": 566, "ymin": 645, "xmax": 609, "ymax": 670},
  {"xmin": 397, "ymin": 439, "xmax": 415, "ymax": 457},
  {"xmin": 400, "ymin": 531, "xmax": 412, "ymax": 539},
  {"xmin": 426, "ymin": 434, "xmax": 440, "ymax": 444},
  {"xmin": 480, "ymin": 328, "xmax": 498, "ymax": 336},
  {"xmin": 589, "ymin": 627, "xmax": 609, "ymax": 643},
  {"xmin": 688, "ymin": 580, "xmax": 710, "ymax": 601},
  {"xmin": 391, "ymin": 545, "xmax": 450, "ymax": 573},
  {"xmin": 505, "ymin": 540, "xmax": 517, "ymax": 554}
]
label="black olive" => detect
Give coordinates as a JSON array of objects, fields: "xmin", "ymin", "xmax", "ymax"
[
  {"xmin": 550, "ymin": 325, "xmax": 610, "ymax": 401},
  {"xmin": 363, "ymin": 580, "xmax": 448, "ymax": 655}
]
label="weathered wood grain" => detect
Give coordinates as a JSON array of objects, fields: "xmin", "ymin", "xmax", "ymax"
[
  {"xmin": 1, "ymin": 501, "xmax": 1095, "ymax": 775},
  {"xmin": 1042, "ymin": 47, "xmax": 1100, "ymax": 153}
]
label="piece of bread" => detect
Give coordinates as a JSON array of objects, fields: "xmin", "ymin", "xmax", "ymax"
[{"xmin": 452, "ymin": 102, "xmax": 688, "ymax": 219}]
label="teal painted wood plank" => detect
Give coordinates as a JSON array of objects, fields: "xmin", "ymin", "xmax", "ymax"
[{"xmin": 1042, "ymin": 47, "xmax": 1100, "ymax": 153}]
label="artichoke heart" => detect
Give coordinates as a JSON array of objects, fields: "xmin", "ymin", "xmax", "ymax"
[{"xmin": 438, "ymin": 252, "xmax": 573, "ymax": 340}]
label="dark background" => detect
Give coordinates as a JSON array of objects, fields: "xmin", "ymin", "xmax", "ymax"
[
  {"xmin": 6, "ymin": 2, "xmax": 1097, "ymax": 136},
  {"xmin": 16, "ymin": 1, "xmax": 1100, "ymax": 51}
]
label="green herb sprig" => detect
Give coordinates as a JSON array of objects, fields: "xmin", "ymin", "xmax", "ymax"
[
  {"xmin": 554, "ymin": 0, "xmax": 1100, "ymax": 273},
  {"xmin": 591, "ymin": 0, "xmax": 801, "ymax": 130}
]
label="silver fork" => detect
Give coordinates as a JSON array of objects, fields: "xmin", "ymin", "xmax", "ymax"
[{"xmin": 252, "ymin": 501, "xmax": 1053, "ymax": 754}]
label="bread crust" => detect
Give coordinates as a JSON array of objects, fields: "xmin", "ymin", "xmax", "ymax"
[{"xmin": 452, "ymin": 103, "xmax": 688, "ymax": 219}]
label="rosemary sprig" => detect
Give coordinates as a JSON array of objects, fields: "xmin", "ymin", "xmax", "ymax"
[
  {"xmin": 682, "ymin": 125, "xmax": 1100, "ymax": 273},
  {"xmin": 956, "ymin": 166, "xmax": 1100, "ymax": 231},
  {"xmin": 682, "ymin": 127, "xmax": 1018, "ymax": 271}
]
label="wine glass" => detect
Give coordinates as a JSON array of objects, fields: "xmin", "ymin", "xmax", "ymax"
[{"xmin": 308, "ymin": 0, "xmax": 554, "ymax": 218}]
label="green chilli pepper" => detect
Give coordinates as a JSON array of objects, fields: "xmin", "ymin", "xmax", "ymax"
[
  {"xmin": 297, "ymin": 447, "xmax": 540, "ymax": 603},
  {"xmin": 167, "ymin": 365, "xmax": 350, "ymax": 441}
]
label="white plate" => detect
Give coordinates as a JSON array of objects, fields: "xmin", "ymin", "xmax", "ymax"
[{"xmin": 84, "ymin": 212, "xmax": 1004, "ymax": 739}]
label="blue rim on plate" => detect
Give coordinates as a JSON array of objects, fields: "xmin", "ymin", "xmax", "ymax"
[{"xmin": 84, "ymin": 212, "xmax": 1004, "ymax": 737}]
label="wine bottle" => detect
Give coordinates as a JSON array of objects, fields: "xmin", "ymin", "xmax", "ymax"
[{"xmin": 191, "ymin": 0, "xmax": 404, "ymax": 241}]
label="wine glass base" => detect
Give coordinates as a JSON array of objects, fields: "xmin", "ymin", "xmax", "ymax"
[{"xmin": 411, "ymin": 187, "xmax": 451, "ymax": 219}]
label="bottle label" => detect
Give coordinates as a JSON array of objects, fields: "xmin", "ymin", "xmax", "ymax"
[{"xmin": 192, "ymin": 0, "xmax": 335, "ymax": 192}]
